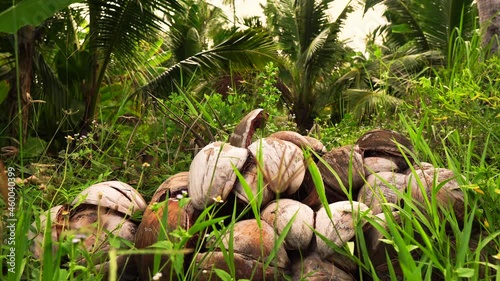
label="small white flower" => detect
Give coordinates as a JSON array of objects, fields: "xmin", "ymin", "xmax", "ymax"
[
  {"xmin": 142, "ymin": 162, "xmax": 150, "ymax": 168},
  {"xmin": 212, "ymin": 195, "xmax": 223, "ymax": 203},
  {"xmin": 176, "ymin": 194, "xmax": 184, "ymax": 200},
  {"xmin": 152, "ymin": 272, "xmax": 163, "ymax": 280},
  {"xmin": 181, "ymin": 190, "xmax": 188, "ymax": 196},
  {"xmin": 71, "ymin": 233, "xmax": 87, "ymax": 244},
  {"xmin": 65, "ymin": 135, "xmax": 75, "ymax": 141}
]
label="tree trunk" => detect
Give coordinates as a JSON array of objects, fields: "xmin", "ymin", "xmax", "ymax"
[
  {"xmin": 292, "ymin": 100, "xmax": 315, "ymax": 134},
  {"xmin": 477, "ymin": 0, "xmax": 500, "ymax": 54},
  {"xmin": 8, "ymin": 25, "xmax": 35, "ymax": 144},
  {"xmin": 81, "ymin": 2, "xmax": 101, "ymax": 133}
]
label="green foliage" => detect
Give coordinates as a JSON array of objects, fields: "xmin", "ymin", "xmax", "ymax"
[
  {"xmin": 402, "ymin": 37, "xmax": 499, "ymax": 166},
  {"xmin": 0, "ymin": 0, "xmax": 186, "ymax": 149},
  {"xmin": 143, "ymin": 28, "xmax": 279, "ymax": 97},
  {"xmin": 264, "ymin": 0, "xmax": 353, "ymax": 131},
  {"xmin": 2, "ymin": 1, "xmax": 500, "ymax": 281},
  {"xmin": 365, "ymin": 0, "xmax": 476, "ymax": 62},
  {"xmin": 254, "ymin": 62, "xmax": 297, "ymax": 133},
  {"xmin": 357, "ymin": 114, "xmax": 500, "ymax": 280},
  {"xmin": 167, "ymin": 0, "xmax": 229, "ymax": 61},
  {"xmin": 318, "ymin": 114, "xmax": 375, "ymax": 148},
  {"xmin": 338, "ymin": 45, "xmax": 442, "ymax": 122},
  {"xmin": 0, "ymin": 0, "xmax": 82, "ymax": 33}
]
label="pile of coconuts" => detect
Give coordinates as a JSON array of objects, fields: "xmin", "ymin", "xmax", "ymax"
[{"xmin": 31, "ymin": 109, "xmax": 485, "ymax": 281}]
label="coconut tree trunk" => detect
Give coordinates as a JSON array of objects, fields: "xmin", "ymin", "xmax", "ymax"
[
  {"xmin": 293, "ymin": 80, "xmax": 316, "ymax": 133},
  {"xmin": 293, "ymin": 102, "xmax": 314, "ymax": 134},
  {"xmin": 477, "ymin": 0, "xmax": 500, "ymax": 54},
  {"xmin": 82, "ymin": 1, "xmax": 101, "ymax": 131},
  {"xmin": 8, "ymin": 25, "xmax": 35, "ymax": 143}
]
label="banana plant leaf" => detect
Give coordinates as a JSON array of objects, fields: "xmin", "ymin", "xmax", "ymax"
[{"xmin": 0, "ymin": 0, "xmax": 82, "ymax": 33}]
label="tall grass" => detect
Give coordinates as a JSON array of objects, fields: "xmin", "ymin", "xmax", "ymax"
[{"xmin": 310, "ymin": 126, "xmax": 498, "ymax": 280}]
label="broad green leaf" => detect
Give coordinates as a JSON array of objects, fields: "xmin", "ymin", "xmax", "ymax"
[
  {"xmin": 213, "ymin": 268, "xmax": 232, "ymax": 281},
  {"xmin": 0, "ymin": 0, "xmax": 83, "ymax": 33},
  {"xmin": 108, "ymin": 236, "xmax": 121, "ymax": 249},
  {"xmin": 23, "ymin": 137, "xmax": 47, "ymax": 158},
  {"xmin": 455, "ymin": 268, "xmax": 475, "ymax": 278},
  {"xmin": 149, "ymin": 240, "xmax": 173, "ymax": 249},
  {"xmin": 405, "ymin": 244, "xmax": 419, "ymax": 252}
]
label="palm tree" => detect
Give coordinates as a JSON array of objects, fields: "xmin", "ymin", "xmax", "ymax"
[
  {"xmin": 0, "ymin": 0, "xmax": 183, "ymax": 146},
  {"xmin": 140, "ymin": 24, "xmax": 279, "ymax": 99},
  {"xmin": 333, "ymin": 0, "xmax": 477, "ymax": 122},
  {"xmin": 477, "ymin": 0, "xmax": 500, "ymax": 54},
  {"xmin": 1, "ymin": 0, "xmax": 278, "ymax": 149},
  {"xmin": 263, "ymin": 0, "xmax": 352, "ymax": 132},
  {"xmin": 337, "ymin": 31, "xmax": 442, "ymax": 122},
  {"xmin": 363, "ymin": 0, "xmax": 476, "ymax": 65},
  {"xmin": 167, "ymin": 0, "xmax": 229, "ymax": 61},
  {"xmin": 81, "ymin": 0, "xmax": 184, "ymax": 126},
  {"xmin": 4, "ymin": 26, "xmax": 34, "ymax": 142}
]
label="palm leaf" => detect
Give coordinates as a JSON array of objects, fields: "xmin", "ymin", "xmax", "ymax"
[
  {"xmin": 376, "ymin": 0, "xmax": 475, "ymax": 58},
  {"xmin": 334, "ymin": 48, "xmax": 441, "ymax": 121},
  {"xmin": 140, "ymin": 28, "xmax": 279, "ymax": 97},
  {"xmin": 299, "ymin": 1, "xmax": 351, "ymax": 78},
  {"xmin": 0, "ymin": 0, "xmax": 82, "ymax": 33},
  {"xmin": 32, "ymin": 52, "xmax": 77, "ymax": 136},
  {"xmin": 364, "ymin": 0, "xmax": 384, "ymax": 13},
  {"xmin": 167, "ymin": 1, "xmax": 231, "ymax": 63},
  {"xmin": 80, "ymin": 0, "xmax": 184, "ymax": 121},
  {"xmin": 344, "ymin": 88, "xmax": 403, "ymax": 121},
  {"xmin": 88, "ymin": 0, "xmax": 178, "ymax": 63},
  {"xmin": 295, "ymin": 0, "xmax": 331, "ymax": 52},
  {"xmin": 82, "ymin": 0, "xmax": 183, "ymax": 85},
  {"xmin": 302, "ymin": 28, "xmax": 331, "ymax": 69},
  {"xmin": 264, "ymin": 0, "xmax": 300, "ymax": 59},
  {"xmin": 264, "ymin": 0, "xmax": 353, "ymax": 131}
]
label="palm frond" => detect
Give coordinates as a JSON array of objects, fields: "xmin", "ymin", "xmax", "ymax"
[
  {"xmin": 295, "ymin": 0, "xmax": 331, "ymax": 52},
  {"xmin": 302, "ymin": 28, "xmax": 331, "ymax": 68},
  {"xmin": 263, "ymin": 0, "xmax": 354, "ymax": 131},
  {"xmin": 167, "ymin": 0, "xmax": 229, "ymax": 61},
  {"xmin": 334, "ymin": 47, "xmax": 441, "ymax": 121},
  {"xmin": 300, "ymin": 1, "xmax": 351, "ymax": 76},
  {"xmin": 386, "ymin": 50, "xmax": 442, "ymax": 76},
  {"xmin": 380, "ymin": 0, "xmax": 475, "ymax": 58},
  {"xmin": 32, "ymin": 52, "xmax": 77, "ymax": 136},
  {"xmin": 364, "ymin": 0, "xmax": 384, "ymax": 13},
  {"xmin": 140, "ymin": 28, "xmax": 279, "ymax": 97},
  {"xmin": 344, "ymin": 88, "xmax": 403, "ymax": 121},
  {"xmin": 91, "ymin": 0, "xmax": 163, "ymax": 60},
  {"xmin": 83, "ymin": 0, "xmax": 182, "ymax": 79},
  {"xmin": 264, "ymin": 0, "xmax": 300, "ymax": 59}
]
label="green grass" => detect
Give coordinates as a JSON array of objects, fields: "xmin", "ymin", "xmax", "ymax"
[{"xmin": 7, "ymin": 117, "xmax": 498, "ymax": 281}]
